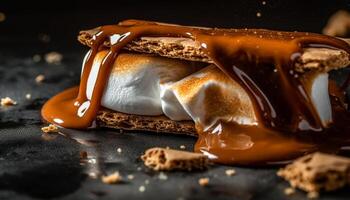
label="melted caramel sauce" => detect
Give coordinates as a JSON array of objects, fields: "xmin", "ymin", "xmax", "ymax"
[{"xmin": 42, "ymin": 20, "xmax": 350, "ymax": 165}]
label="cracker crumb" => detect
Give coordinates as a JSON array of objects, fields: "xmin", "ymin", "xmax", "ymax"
[
  {"xmin": 35, "ymin": 74, "xmax": 45, "ymax": 83},
  {"xmin": 117, "ymin": 147, "xmax": 122, "ymax": 153},
  {"xmin": 41, "ymin": 124, "xmax": 59, "ymax": 133},
  {"xmin": 1, "ymin": 97, "xmax": 17, "ymax": 106},
  {"xmin": 32, "ymin": 54, "xmax": 41, "ymax": 62},
  {"xmin": 0, "ymin": 12, "xmax": 5, "ymax": 22},
  {"xmin": 25, "ymin": 93, "xmax": 31, "ymax": 100},
  {"xmin": 180, "ymin": 145, "xmax": 186, "ymax": 149},
  {"xmin": 139, "ymin": 185, "xmax": 146, "ymax": 192},
  {"xmin": 225, "ymin": 169, "xmax": 236, "ymax": 176},
  {"xmin": 284, "ymin": 187, "xmax": 295, "ymax": 196},
  {"xmin": 307, "ymin": 191, "xmax": 319, "ymax": 199},
  {"xmin": 158, "ymin": 172, "xmax": 168, "ymax": 180},
  {"xmin": 198, "ymin": 177, "xmax": 209, "ymax": 186},
  {"xmin": 45, "ymin": 52, "xmax": 62, "ymax": 64},
  {"xmin": 101, "ymin": 172, "xmax": 122, "ymax": 184},
  {"xmin": 127, "ymin": 174, "xmax": 134, "ymax": 180},
  {"xmin": 80, "ymin": 151, "xmax": 88, "ymax": 159},
  {"xmin": 38, "ymin": 33, "xmax": 51, "ymax": 43}
]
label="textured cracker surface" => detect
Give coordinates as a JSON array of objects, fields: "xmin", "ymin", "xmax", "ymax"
[
  {"xmin": 96, "ymin": 109, "xmax": 196, "ymax": 136},
  {"xmin": 78, "ymin": 27, "xmax": 350, "ymax": 73},
  {"xmin": 141, "ymin": 147, "xmax": 209, "ymax": 171},
  {"xmin": 277, "ymin": 152, "xmax": 350, "ymax": 192}
]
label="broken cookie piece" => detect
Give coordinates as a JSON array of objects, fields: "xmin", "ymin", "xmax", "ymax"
[
  {"xmin": 277, "ymin": 152, "xmax": 350, "ymax": 192},
  {"xmin": 41, "ymin": 124, "xmax": 59, "ymax": 133},
  {"xmin": 141, "ymin": 147, "xmax": 209, "ymax": 171},
  {"xmin": 1, "ymin": 97, "xmax": 17, "ymax": 106},
  {"xmin": 323, "ymin": 10, "xmax": 350, "ymax": 37},
  {"xmin": 101, "ymin": 172, "xmax": 123, "ymax": 184}
]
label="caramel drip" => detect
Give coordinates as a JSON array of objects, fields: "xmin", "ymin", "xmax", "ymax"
[{"xmin": 42, "ymin": 20, "xmax": 350, "ymax": 165}]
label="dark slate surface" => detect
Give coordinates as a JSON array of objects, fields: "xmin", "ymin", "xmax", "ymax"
[
  {"xmin": 1, "ymin": 44, "xmax": 350, "ymax": 200},
  {"xmin": 1, "ymin": 0, "xmax": 350, "ymax": 199}
]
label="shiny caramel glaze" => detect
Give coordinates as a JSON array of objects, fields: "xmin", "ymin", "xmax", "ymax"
[{"xmin": 42, "ymin": 20, "xmax": 350, "ymax": 165}]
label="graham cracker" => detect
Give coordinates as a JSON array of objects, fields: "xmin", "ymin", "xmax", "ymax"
[
  {"xmin": 141, "ymin": 147, "xmax": 209, "ymax": 171},
  {"xmin": 277, "ymin": 152, "xmax": 350, "ymax": 192},
  {"xmin": 78, "ymin": 26, "xmax": 350, "ymax": 73},
  {"xmin": 96, "ymin": 109, "xmax": 196, "ymax": 136}
]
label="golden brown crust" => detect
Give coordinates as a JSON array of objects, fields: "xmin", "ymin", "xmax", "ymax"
[
  {"xmin": 96, "ymin": 109, "xmax": 197, "ymax": 136},
  {"xmin": 78, "ymin": 27, "xmax": 350, "ymax": 73},
  {"xmin": 141, "ymin": 147, "xmax": 209, "ymax": 171}
]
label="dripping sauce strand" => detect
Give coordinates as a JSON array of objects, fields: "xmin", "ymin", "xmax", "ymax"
[{"xmin": 42, "ymin": 20, "xmax": 350, "ymax": 165}]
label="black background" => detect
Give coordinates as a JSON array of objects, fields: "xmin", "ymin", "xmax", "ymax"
[{"xmin": 1, "ymin": 0, "xmax": 350, "ymax": 54}]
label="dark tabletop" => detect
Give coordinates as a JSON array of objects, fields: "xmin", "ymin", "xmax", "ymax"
[{"xmin": 1, "ymin": 1, "xmax": 350, "ymax": 199}]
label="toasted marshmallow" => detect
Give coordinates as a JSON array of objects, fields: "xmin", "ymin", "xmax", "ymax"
[
  {"xmin": 85, "ymin": 51, "xmax": 200, "ymax": 116},
  {"xmin": 161, "ymin": 65, "xmax": 258, "ymax": 128},
  {"xmin": 84, "ymin": 51, "xmax": 333, "ymax": 129},
  {"xmin": 301, "ymin": 72, "xmax": 332, "ymax": 127}
]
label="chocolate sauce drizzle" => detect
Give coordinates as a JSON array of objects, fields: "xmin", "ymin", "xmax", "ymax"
[{"xmin": 42, "ymin": 20, "xmax": 350, "ymax": 165}]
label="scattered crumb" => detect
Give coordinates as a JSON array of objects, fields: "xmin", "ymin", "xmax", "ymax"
[
  {"xmin": 145, "ymin": 179, "xmax": 150, "ymax": 185},
  {"xmin": 284, "ymin": 187, "xmax": 295, "ymax": 196},
  {"xmin": 225, "ymin": 169, "xmax": 236, "ymax": 176},
  {"xmin": 323, "ymin": 10, "xmax": 350, "ymax": 37},
  {"xmin": 198, "ymin": 177, "xmax": 209, "ymax": 186},
  {"xmin": 127, "ymin": 174, "xmax": 134, "ymax": 180},
  {"xmin": 256, "ymin": 12, "xmax": 262, "ymax": 18},
  {"xmin": 32, "ymin": 54, "xmax": 41, "ymax": 62},
  {"xmin": 41, "ymin": 124, "xmax": 59, "ymax": 133},
  {"xmin": 0, "ymin": 12, "xmax": 5, "ymax": 22},
  {"xmin": 35, "ymin": 74, "xmax": 45, "ymax": 83},
  {"xmin": 139, "ymin": 185, "xmax": 146, "ymax": 192},
  {"xmin": 137, "ymin": 167, "xmax": 142, "ymax": 171},
  {"xmin": 25, "ymin": 93, "xmax": 31, "ymax": 100},
  {"xmin": 165, "ymin": 146, "xmax": 170, "ymax": 149},
  {"xmin": 80, "ymin": 151, "xmax": 88, "ymax": 159},
  {"xmin": 307, "ymin": 191, "xmax": 319, "ymax": 199},
  {"xmin": 45, "ymin": 51, "xmax": 62, "ymax": 64},
  {"xmin": 101, "ymin": 172, "xmax": 122, "ymax": 184},
  {"xmin": 89, "ymin": 172, "xmax": 98, "ymax": 179},
  {"xmin": 158, "ymin": 172, "xmax": 168, "ymax": 180},
  {"xmin": 38, "ymin": 33, "xmax": 51, "ymax": 43},
  {"xmin": 262, "ymin": 1, "xmax": 266, "ymax": 5},
  {"xmin": 41, "ymin": 132, "xmax": 58, "ymax": 141},
  {"xmin": 1, "ymin": 97, "xmax": 17, "ymax": 106},
  {"xmin": 179, "ymin": 145, "xmax": 186, "ymax": 149},
  {"xmin": 117, "ymin": 147, "xmax": 122, "ymax": 153}
]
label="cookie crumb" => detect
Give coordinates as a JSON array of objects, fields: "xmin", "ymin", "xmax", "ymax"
[
  {"xmin": 139, "ymin": 185, "xmax": 146, "ymax": 192},
  {"xmin": 225, "ymin": 169, "xmax": 236, "ymax": 176},
  {"xmin": 141, "ymin": 147, "xmax": 209, "ymax": 171},
  {"xmin": 284, "ymin": 187, "xmax": 295, "ymax": 196},
  {"xmin": 1, "ymin": 97, "xmax": 17, "ymax": 106},
  {"xmin": 127, "ymin": 174, "xmax": 134, "ymax": 180},
  {"xmin": 101, "ymin": 172, "xmax": 122, "ymax": 184},
  {"xmin": 35, "ymin": 74, "xmax": 45, "ymax": 83},
  {"xmin": 179, "ymin": 145, "xmax": 186, "ymax": 149},
  {"xmin": 307, "ymin": 191, "xmax": 319, "ymax": 199},
  {"xmin": 38, "ymin": 33, "xmax": 51, "ymax": 43},
  {"xmin": 25, "ymin": 93, "xmax": 31, "ymax": 100},
  {"xmin": 158, "ymin": 172, "xmax": 168, "ymax": 180},
  {"xmin": 45, "ymin": 52, "xmax": 62, "ymax": 64},
  {"xmin": 32, "ymin": 54, "xmax": 41, "ymax": 62},
  {"xmin": 198, "ymin": 177, "xmax": 209, "ymax": 186},
  {"xmin": 41, "ymin": 124, "xmax": 59, "ymax": 133},
  {"xmin": 0, "ymin": 12, "xmax": 5, "ymax": 22},
  {"xmin": 117, "ymin": 147, "xmax": 122, "ymax": 153}
]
